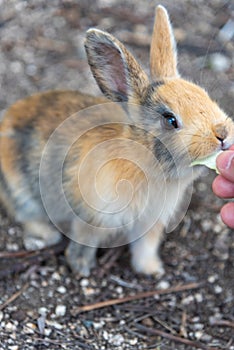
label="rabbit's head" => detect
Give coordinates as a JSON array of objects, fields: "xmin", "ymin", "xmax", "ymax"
[{"xmin": 85, "ymin": 5, "xmax": 234, "ymax": 175}]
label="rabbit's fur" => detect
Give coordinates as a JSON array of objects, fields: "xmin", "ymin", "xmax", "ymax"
[{"xmin": 1, "ymin": 5, "xmax": 234, "ymax": 276}]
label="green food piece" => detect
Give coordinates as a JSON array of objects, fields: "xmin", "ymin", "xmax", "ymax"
[{"xmin": 190, "ymin": 151, "xmax": 223, "ymax": 174}]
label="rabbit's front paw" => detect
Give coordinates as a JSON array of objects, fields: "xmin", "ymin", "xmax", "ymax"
[
  {"xmin": 65, "ymin": 241, "xmax": 97, "ymax": 277},
  {"xmin": 23, "ymin": 222, "xmax": 62, "ymax": 250},
  {"xmin": 24, "ymin": 235, "xmax": 47, "ymax": 250},
  {"xmin": 132, "ymin": 256, "xmax": 165, "ymax": 276}
]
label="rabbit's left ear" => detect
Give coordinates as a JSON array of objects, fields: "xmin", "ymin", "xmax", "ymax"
[
  {"xmin": 85, "ymin": 29, "xmax": 149, "ymax": 103},
  {"xmin": 150, "ymin": 5, "xmax": 179, "ymax": 79}
]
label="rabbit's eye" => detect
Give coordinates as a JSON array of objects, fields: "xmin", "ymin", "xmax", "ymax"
[{"xmin": 162, "ymin": 112, "xmax": 178, "ymax": 129}]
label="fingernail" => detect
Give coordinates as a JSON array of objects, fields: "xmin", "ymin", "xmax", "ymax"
[{"xmin": 218, "ymin": 151, "xmax": 234, "ymax": 171}]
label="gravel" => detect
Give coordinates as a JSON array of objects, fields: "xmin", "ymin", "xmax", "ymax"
[{"xmin": 0, "ymin": 1, "xmax": 233, "ymax": 349}]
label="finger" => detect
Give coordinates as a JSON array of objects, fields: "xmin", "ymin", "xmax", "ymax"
[
  {"xmin": 216, "ymin": 150, "xmax": 234, "ymax": 182},
  {"xmin": 212, "ymin": 175, "xmax": 234, "ymax": 198},
  {"xmin": 220, "ymin": 202, "xmax": 234, "ymax": 229}
]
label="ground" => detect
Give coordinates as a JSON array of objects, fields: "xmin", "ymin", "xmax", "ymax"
[{"xmin": 0, "ymin": 1, "xmax": 233, "ymax": 349}]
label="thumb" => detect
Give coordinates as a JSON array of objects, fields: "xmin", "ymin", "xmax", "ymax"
[{"xmin": 216, "ymin": 150, "xmax": 234, "ymax": 182}]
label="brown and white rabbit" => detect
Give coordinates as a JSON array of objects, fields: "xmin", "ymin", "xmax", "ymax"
[{"xmin": 0, "ymin": 5, "xmax": 233, "ymax": 276}]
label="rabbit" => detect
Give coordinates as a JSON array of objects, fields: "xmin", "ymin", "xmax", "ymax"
[{"xmin": 0, "ymin": 5, "xmax": 234, "ymax": 277}]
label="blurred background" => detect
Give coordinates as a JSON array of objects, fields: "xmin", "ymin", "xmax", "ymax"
[
  {"xmin": 0, "ymin": 1, "xmax": 233, "ymax": 349},
  {"xmin": 0, "ymin": 0, "xmax": 233, "ymax": 117}
]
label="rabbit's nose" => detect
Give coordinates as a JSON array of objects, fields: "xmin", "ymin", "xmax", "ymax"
[{"xmin": 213, "ymin": 123, "xmax": 228, "ymax": 149}]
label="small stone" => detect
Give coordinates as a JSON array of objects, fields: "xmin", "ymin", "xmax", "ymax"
[
  {"xmin": 56, "ymin": 286, "xmax": 67, "ymax": 294},
  {"xmin": 6, "ymin": 243, "xmax": 19, "ymax": 251},
  {"xmin": 83, "ymin": 287, "xmax": 95, "ymax": 296},
  {"xmin": 157, "ymin": 280, "xmax": 170, "ymax": 289},
  {"xmin": 103, "ymin": 330, "xmax": 109, "ymax": 341},
  {"xmin": 26, "ymin": 311, "xmax": 34, "ymax": 318},
  {"xmin": 116, "ymin": 286, "xmax": 123, "ymax": 294},
  {"xmin": 44, "ymin": 328, "xmax": 52, "ymax": 336},
  {"xmin": 38, "ymin": 307, "xmax": 48, "ymax": 316},
  {"xmin": 93, "ymin": 321, "xmax": 105, "ymax": 329},
  {"xmin": 52, "ymin": 272, "xmax": 61, "ymax": 281},
  {"xmin": 30, "ymin": 280, "xmax": 39, "ymax": 288},
  {"xmin": 48, "ymin": 290, "xmax": 53, "ymax": 298},
  {"xmin": 201, "ymin": 220, "xmax": 212, "ymax": 232},
  {"xmin": 218, "ymin": 19, "xmax": 234, "ymax": 42},
  {"xmin": 53, "ymin": 322, "xmax": 63, "ymax": 329},
  {"xmin": 182, "ymin": 295, "xmax": 194, "ymax": 305},
  {"xmin": 55, "ymin": 305, "xmax": 66, "ymax": 317},
  {"xmin": 201, "ymin": 333, "xmax": 212, "ymax": 343},
  {"xmin": 37, "ymin": 315, "xmax": 46, "ymax": 334},
  {"xmin": 80, "ymin": 278, "xmax": 89, "ymax": 287},
  {"xmin": 79, "ymin": 327, "xmax": 88, "ymax": 337},
  {"xmin": 129, "ymin": 338, "xmax": 138, "ymax": 345},
  {"xmin": 24, "ymin": 322, "xmax": 36, "ymax": 334},
  {"xmin": 8, "ymin": 227, "xmax": 16, "ymax": 235},
  {"xmin": 213, "ymin": 224, "xmax": 222, "ymax": 233},
  {"xmin": 208, "ymin": 275, "xmax": 217, "ymax": 283},
  {"xmin": 193, "ymin": 323, "xmax": 204, "ymax": 330},
  {"xmin": 8, "ymin": 346, "xmax": 19, "ymax": 350},
  {"xmin": 195, "ymin": 330, "xmax": 203, "ymax": 340},
  {"xmin": 109, "ymin": 334, "xmax": 124, "ymax": 346},
  {"xmin": 48, "ymin": 320, "xmax": 63, "ymax": 330},
  {"xmin": 214, "ymin": 285, "xmax": 222, "ymax": 294},
  {"xmin": 194, "ymin": 293, "xmax": 203, "ymax": 303},
  {"xmin": 5, "ymin": 322, "xmax": 16, "ymax": 332},
  {"xmin": 0, "ymin": 311, "xmax": 3, "ymax": 322},
  {"xmin": 210, "ymin": 53, "xmax": 231, "ymax": 72}
]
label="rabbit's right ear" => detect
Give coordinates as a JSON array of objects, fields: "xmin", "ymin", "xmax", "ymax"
[
  {"xmin": 85, "ymin": 29, "xmax": 149, "ymax": 102},
  {"xmin": 150, "ymin": 5, "xmax": 179, "ymax": 79}
]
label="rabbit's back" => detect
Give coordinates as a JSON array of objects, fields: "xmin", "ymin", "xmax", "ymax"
[{"xmin": 0, "ymin": 90, "xmax": 107, "ymax": 220}]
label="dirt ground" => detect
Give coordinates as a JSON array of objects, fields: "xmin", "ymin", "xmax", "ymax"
[{"xmin": 0, "ymin": 1, "xmax": 233, "ymax": 349}]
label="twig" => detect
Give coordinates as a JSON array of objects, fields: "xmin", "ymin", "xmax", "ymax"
[
  {"xmin": 153, "ymin": 316, "xmax": 177, "ymax": 335},
  {"xmin": 225, "ymin": 339, "xmax": 233, "ymax": 349},
  {"xmin": 110, "ymin": 275, "xmax": 142, "ymax": 290},
  {"xmin": 98, "ymin": 247, "xmax": 124, "ymax": 278},
  {"xmin": 0, "ymin": 237, "xmax": 68, "ymax": 258},
  {"xmin": 74, "ymin": 282, "xmax": 203, "ymax": 314},
  {"xmin": 35, "ymin": 334, "xmax": 93, "ymax": 349},
  {"xmin": 70, "ymin": 330, "xmax": 95, "ymax": 349},
  {"xmin": 180, "ymin": 311, "xmax": 188, "ymax": 337},
  {"xmin": 0, "ymin": 283, "xmax": 29, "ymax": 311},
  {"xmin": 33, "ymin": 337, "xmax": 66, "ymax": 348},
  {"xmin": 124, "ymin": 326, "xmax": 148, "ymax": 340},
  {"xmin": 134, "ymin": 324, "xmax": 220, "ymax": 350},
  {"xmin": 0, "ymin": 237, "xmax": 68, "ymax": 278},
  {"xmin": 0, "ymin": 250, "xmax": 37, "ymax": 258},
  {"xmin": 210, "ymin": 319, "xmax": 234, "ymax": 329}
]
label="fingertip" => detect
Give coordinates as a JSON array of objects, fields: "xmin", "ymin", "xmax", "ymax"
[
  {"xmin": 212, "ymin": 175, "xmax": 222, "ymax": 196},
  {"xmin": 211, "ymin": 175, "xmax": 234, "ymax": 198},
  {"xmin": 220, "ymin": 202, "xmax": 234, "ymax": 229},
  {"xmin": 216, "ymin": 150, "xmax": 234, "ymax": 182}
]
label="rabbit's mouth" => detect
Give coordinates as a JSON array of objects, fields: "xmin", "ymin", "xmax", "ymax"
[{"xmin": 190, "ymin": 150, "xmax": 223, "ymax": 174}]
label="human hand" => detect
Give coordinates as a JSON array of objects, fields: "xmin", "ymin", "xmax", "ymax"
[{"xmin": 212, "ymin": 145, "xmax": 234, "ymax": 228}]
